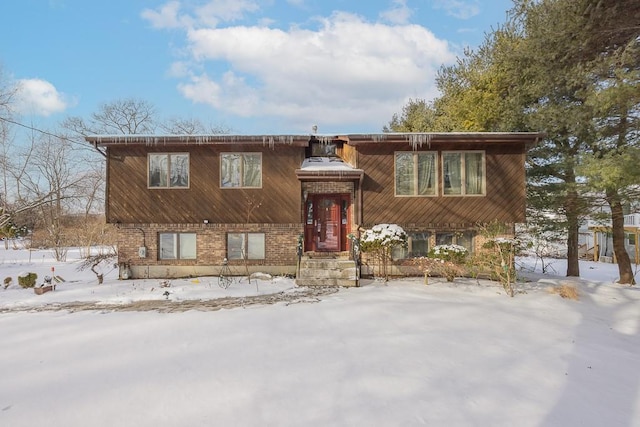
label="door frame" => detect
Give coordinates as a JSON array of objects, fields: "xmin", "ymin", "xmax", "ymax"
[{"xmin": 304, "ymin": 193, "xmax": 351, "ymax": 252}]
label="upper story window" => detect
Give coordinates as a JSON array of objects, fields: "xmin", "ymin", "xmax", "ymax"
[
  {"xmin": 221, "ymin": 153, "xmax": 262, "ymax": 188},
  {"xmin": 395, "ymin": 152, "xmax": 437, "ymax": 196},
  {"xmin": 442, "ymin": 151, "xmax": 485, "ymax": 196},
  {"xmin": 148, "ymin": 153, "xmax": 189, "ymax": 188}
]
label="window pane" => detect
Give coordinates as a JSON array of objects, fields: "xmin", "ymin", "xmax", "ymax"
[
  {"xmin": 243, "ymin": 154, "xmax": 262, "ymax": 188},
  {"xmin": 170, "ymin": 154, "xmax": 189, "ymax": 188},
  {"xmin": 436, "ymin": 232, "xmax": 454, "ymax": 246},
  {"xmin": 410, "ymin": 232, "xmax": 430, "ymax": 257},
  {"xmin": 149, "ymin": 154, "xmax": 168, "ymax": 187},
  {"xmin": 457, "ymin": 231, "xmax": 474, "ymax": 252},
  {"xmin": 395, "ymin": 153, "xmax": 414, "ymax": 195},
  {"xmin": 247, "ymin": 233, "xmax": 265, "ymax": 259},
  {"xmin": 465, "ymin": 152, "xmax": 483, "ymax": 195},
  {"xmin": 417, "ymin": 153, "xmax": 436, "ymax": 195},
  {"xmin": 227, "ymin": 233, "xmax": 244, "ymax": 260},
  {"xmin": 391, "ymin": 244, "xmax": 407, "ymax": 260},
  {"xmin": 180, "ymin": 233, "xmax": 197, "ymax": 259},
  {"xmin": 443, "ymin": 153, "xmax": 461, "ymax": 195},
  {"xmin": 306, "ymin": 200, "xmax": 313, "ymax": 225},
  {"xmin": 221, "ymin": 154, "xmax": 241, "ymax": 187},
  {"xmin": 312, "ymin": 143, "xmax": 336, "ymax": 156},
  {"xmin": 159, "ymin": 233, "xmax": 177, "ymax": 259}
]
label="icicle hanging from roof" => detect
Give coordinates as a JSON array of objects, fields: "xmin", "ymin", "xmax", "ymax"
[{"xmin": 406, "ymin": 133, "xmax": 433, "ymax": 150}]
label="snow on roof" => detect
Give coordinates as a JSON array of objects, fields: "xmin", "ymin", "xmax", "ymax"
[{"xmin": 300, "ymin": 157, "xmax": 361, "ymax": 171}]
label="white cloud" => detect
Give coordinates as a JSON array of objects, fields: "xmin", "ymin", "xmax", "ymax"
[
  {"xmin": 380, "ymin": 0, "xmax": 412, "ymax": 25},
  {"xmin": 15, "ymin": 78, "xmax": 69, "ymax": 117},
  {"xmin": 141, "ymin": 0, "xmax": 259, "ymax": 29},
  {"xmin": 141, "ymin": 1, "xmax": 190, "ymax": 29},
  {"xmin": 143, "ymin": 2, "xmax": 458, "ymax": 130},
  {"xmin": 166, "ymin": 61, "xmax": 191, "ymax": 78},
  {"xmin": 175, "ymin": 11, "xmax": 453, "ymax": 129},
  {"xmin": 433, "ymin": 0, "xmax": 480, "ymax": 20},
  {"xmin": 194, "ymin": 0, "xmax": 259, "ymax": 27}
]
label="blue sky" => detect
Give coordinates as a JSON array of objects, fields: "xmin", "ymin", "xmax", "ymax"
[{"xmin": 1, "ymin": 0, "xmax": 514, "ymax": 134}]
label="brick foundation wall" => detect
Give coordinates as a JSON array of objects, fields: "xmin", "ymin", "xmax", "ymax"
[{"xmin": 116, "ymin": 223, "xmax": 302, "ymax": 279}]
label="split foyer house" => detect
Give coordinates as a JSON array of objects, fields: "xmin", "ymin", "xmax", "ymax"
[{"xmin": 86, "ymin": 132, "xmax": 541, "ymax": 285}]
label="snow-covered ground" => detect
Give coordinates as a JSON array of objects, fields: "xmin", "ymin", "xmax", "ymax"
[{"xmin": 1, "ymin": 247, "xmax": 639, "ymax": 426}]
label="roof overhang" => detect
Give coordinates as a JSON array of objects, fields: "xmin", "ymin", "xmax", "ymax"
[
  {"xmin": 85, "ymin": 134, "xmax": 312, "ymax": 147},
  {"xmin": 85, "ymin": 132, "xmax": 544, "ymax": 149},
  {"xmin": 339, "ymin": 132, "xmax": 544, "ymax": 148},
  {"xmin": 295, "ymin": 169, "xmax": 365, "ymax": 182},
  {"xmin": 295, "ymin": 157, "xmax": 365, "ymax": 182}
]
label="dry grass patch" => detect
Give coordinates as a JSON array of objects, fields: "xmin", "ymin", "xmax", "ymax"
[{"xmin": 548, "ymin": 283, "xmax": 580, "ymax": 300}]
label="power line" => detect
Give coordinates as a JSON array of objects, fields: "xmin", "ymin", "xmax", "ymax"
[{"xmin": 0, "ymin": 116, "xmax": 91, "ymax": 149}]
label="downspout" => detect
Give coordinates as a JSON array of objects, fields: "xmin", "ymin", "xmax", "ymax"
[{"xmin": 356, "ymin": 173, "xmax": 365, "ymax": 286}]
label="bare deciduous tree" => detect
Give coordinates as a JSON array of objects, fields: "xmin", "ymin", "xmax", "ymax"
[
  {"xmin": 63, "ymin": 97, "xmax": 157, "ymax": 136},
  {"xmin": 158, "ymin": 117, "xmax": 232, "ymax": 135}
]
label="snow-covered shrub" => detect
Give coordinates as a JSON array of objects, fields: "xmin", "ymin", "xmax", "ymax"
[
  {"xmin": 360, "ymin": 224, "xmax": 408, "ymax": 249},
  {"xmin": 18, "ymin": 272, "xmax": 37, "ymax": 288},
  {"xmin": 412, "ymin": 257, "xmax": 465, "ymax": 283},
  {"xmin": 428, "ymin": 244, "xmax": 468, "ymax": 265},
  {"xmin": 360, "ymin": 224, "xmax": 407, "ymax": 281}
]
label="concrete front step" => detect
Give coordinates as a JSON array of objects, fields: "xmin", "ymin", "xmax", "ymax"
[
  {"xmin": 295, "ymin": 278, "xmax": 358, "ymax": 287},
  {"xmin": 296, "ymin": 258, "xmax": 358, "ymax": 287}
]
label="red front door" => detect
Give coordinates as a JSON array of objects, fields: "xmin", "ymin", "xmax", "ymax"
[{"xmin": 304, "ymin": 194, "xmax": 350, "ymax": 252}]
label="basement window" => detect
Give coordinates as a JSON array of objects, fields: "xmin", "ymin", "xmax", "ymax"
[
  {"xmin": 227, "ymin": 233, "xmax": 265, "ymax": 260},
  {"xmin": 392, "ymin": 232, "xmax": 430, "ymax": 260},
  {"xmin": 159, "ymin": 233, "xmax": 196, "ymax": 260},
  {"xmin": 435, "ymin": 231, "xmax": 475, "ymax": 253}
]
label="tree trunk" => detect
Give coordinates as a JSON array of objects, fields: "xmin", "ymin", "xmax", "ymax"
[
  {"xmin": 607, "ymin": 188, "xmax": 635, "ymax": 285},
  {"xmin": 565, "ymin": 189, "xmax": 580, "ymax": 277}
]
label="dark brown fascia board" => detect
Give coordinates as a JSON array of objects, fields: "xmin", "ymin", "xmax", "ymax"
[
  {"xmin": 85, "ymin": 134, "xmax": 312, "ymax": 147},
  {"xmin": 340, "ymin": 132, "xmax": 544, "ymax": 148},
  {"xmin": 85, "ymin": 132, "xmax": 543, "ymax": 148}
]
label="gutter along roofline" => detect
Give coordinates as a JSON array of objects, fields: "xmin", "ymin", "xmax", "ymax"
[{"xmin": 85, "ymin": 132, "xmax": 544, "ymax": 148}]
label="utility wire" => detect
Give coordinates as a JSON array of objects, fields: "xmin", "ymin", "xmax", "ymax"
[
  {"xmin": 0, "ymin": 116, "xmax": 106, "ymax": 157},
  {"xmin": 0, "ymin": 116, "xmax": 89, "ymax": 148}
]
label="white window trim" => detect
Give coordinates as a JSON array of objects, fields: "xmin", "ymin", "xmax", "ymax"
[
  {"xmin": 148, "ymin": 153, "xmax": 190, "ymax": 189},
  {"xmin": 441, "ymin": 150, "xmax": 486, "ymax": 197},
  {"xmin": 220, "ymin": 152, "xmax": 263, "ymax": 189},
  {"xmin": 394, "ymin": 151, "xmax": 439, "ymax": 197}
]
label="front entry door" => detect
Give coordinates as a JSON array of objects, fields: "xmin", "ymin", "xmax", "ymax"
[{"xmin": 305, "ymin": 194, "xmax": 350, "ymax": 252}]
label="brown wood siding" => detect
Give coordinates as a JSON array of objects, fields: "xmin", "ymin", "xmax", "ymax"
[
  {"xmin": 358, "ymin": 142, "xmax": 527, "ymax": 228},
  {"xmin": 107, "ymin": 145, "xmax": 304, "ymax": 224},
  {"xmin": 338, "ymin": 142, "xmax": 358, "ymax": 167}
]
